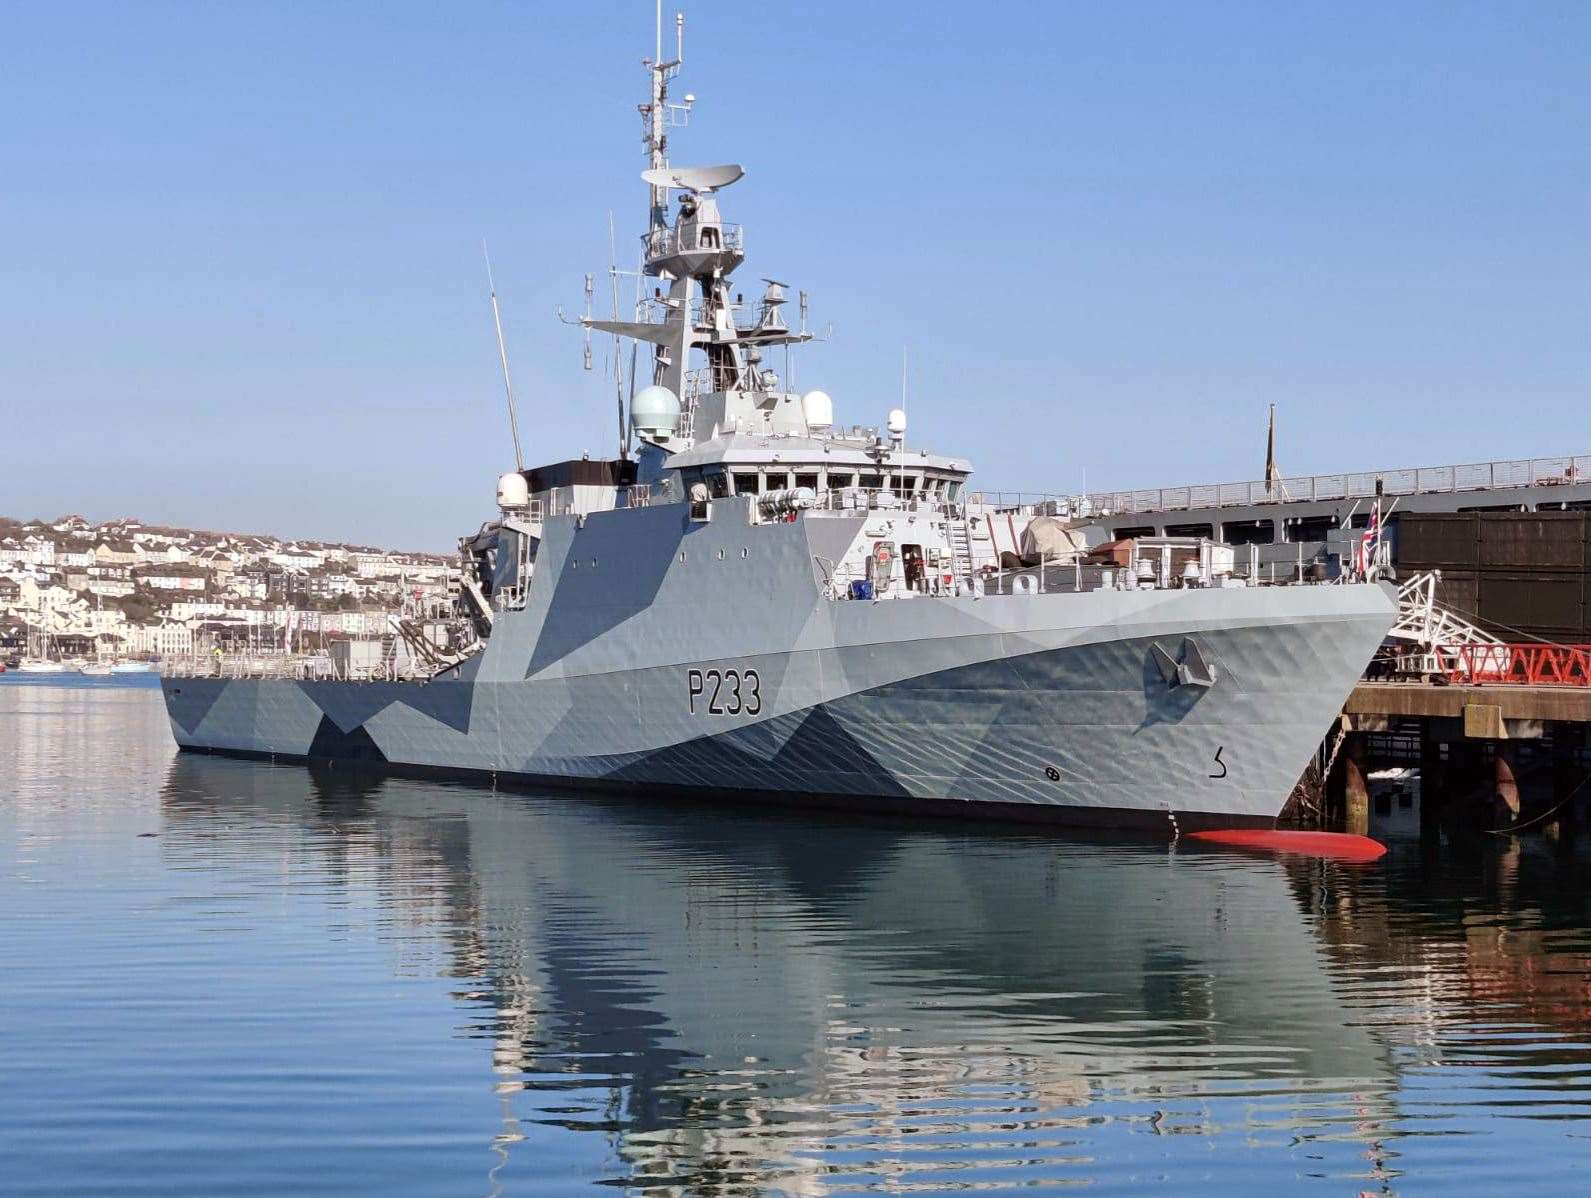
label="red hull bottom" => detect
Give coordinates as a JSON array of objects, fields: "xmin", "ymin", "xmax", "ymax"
[{"xmin": 1188, "ymin": 829, "xmax": 1387, "ymax": 862}]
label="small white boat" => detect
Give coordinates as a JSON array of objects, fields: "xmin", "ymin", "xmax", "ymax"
[
  {"xmin": 81, "ymin": 663, "xmax": 115, "ymax": 676},
  {"xmin": 17, "ymin": 659, "xmax": 71, "ymax": 674},
  {"xmin": 110, "ymin": 661, "xmax": 156, "ymax": 675}
]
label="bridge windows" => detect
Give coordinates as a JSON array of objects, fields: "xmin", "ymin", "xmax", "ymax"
[
  {"xmin": 887, "ymin": 474, "xmax": 921, "ymax": 496},
  {"xmin": 1165, "ymin": 522, "xmax": 1212, "ymax": 538},
  {"xmin": 701, "ymin": 467, "xmax": 961, "ymax": 500},
  {"xmin": 1113, "ymin": 526, "xmax": 1156, "ymax": 540}
]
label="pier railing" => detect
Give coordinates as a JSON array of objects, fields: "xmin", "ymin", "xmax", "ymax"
[
  {"xmin": 1434, "ymin": 643, "xmax": 1591, "ymax": 688},
  {"xmin": 1086, "ymin": 454, "xmax": 1591, "ymax": 517}
]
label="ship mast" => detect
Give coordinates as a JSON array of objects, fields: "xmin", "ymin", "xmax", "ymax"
[
  {"xmin": 642, "ymin": 2, "xmax": 684, "ymax": 237},
  {"xmin": 581, "ymin": 5, "xmax": 812, "ymax": 435}
]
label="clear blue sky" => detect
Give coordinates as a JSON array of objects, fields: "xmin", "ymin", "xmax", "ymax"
[{"xmin": 4, "ymin": 1, "xmax": 1588, "ymax": 551}]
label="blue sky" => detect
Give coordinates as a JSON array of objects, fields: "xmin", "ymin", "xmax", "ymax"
[{"xmin": 3, "ymin": 1, "xmax": 1588, "ymax": 550}]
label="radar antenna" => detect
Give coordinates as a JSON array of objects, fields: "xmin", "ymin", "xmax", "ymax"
[{"xmin": 482, "ymin": 241, "xmax": 524, "ymax": 472}]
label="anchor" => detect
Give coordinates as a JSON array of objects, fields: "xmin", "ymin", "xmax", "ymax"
[{"xmin": 1149, "ymin": 638, "xmax": 1217, "ymax": 690}]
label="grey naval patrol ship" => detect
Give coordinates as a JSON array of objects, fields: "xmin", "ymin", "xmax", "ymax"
[{"xmin": 162, "ymin": 11, "xmax": 1398, "ymax": 833}]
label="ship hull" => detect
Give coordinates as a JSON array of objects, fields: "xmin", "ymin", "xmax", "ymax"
[{"xmin": 161, "ymin": 579, "xmax": 1395, "ymax": 832}]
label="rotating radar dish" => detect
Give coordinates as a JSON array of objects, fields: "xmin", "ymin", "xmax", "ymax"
[{"xmin": 641, "ymin": 163, "xmax": 745, "ymax": 194}]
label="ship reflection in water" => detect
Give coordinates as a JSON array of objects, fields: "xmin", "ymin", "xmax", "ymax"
[
  {"xmin": 161, "ymin": 758, "xmax": 1591, "ymax": 1195},
  {"xmin": 3, "ymin": 687, "xmax": 1591, "ymax": 1195}
]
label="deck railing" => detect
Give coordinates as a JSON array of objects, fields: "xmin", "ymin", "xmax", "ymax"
[
  {"xmin": 643, "ymin": 223, "xmax": 744, "ymax": 260},
  {"xmin": 162, "ymin": 651, "xmax": 424, "ymax": 682}
]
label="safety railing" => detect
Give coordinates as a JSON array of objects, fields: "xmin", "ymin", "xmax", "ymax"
[
  {"xmin": 1437, "ymin": 642, "xmax": 1591, "ymax": 688},
  {"xmin": 963, "ymin": 491, "xmax": 1078, "ymax": 513},
  {"xmin": 163, "ymin": 653, "xmax": 325, "ymax": 680},
  {"xmin": 643, "ymin": 223, "xmax": 744, "ymax": 260},
  {"xmin": 162, "ymin": 649, "xmax": 425, "ymax": 682},
  {"xmin": 1087, "ymin": 455, "xmax": 1591, "ymax": 516},
  {"xmin": 808, "ymin": 487, "xmax": 949, "ymax": 514}
]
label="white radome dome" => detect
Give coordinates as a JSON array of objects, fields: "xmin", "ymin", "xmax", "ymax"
[
  {"xmin": 630, "ymin": 384, "xmax": 682, "ymax": 437},
  {"xmin": 887, "ymin": 407, "xmax": 907, "ymax": 437},
  {"xmin": 497, "ymin": 471, "xmax": 529, "ymax": 509},
  {"xmin": 800, "ymin": 389, "xmax": 834, "ymax": 430}
]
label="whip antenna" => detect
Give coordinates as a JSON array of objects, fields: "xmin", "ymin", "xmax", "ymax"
[
  {"xmin": 608, "ymin": 210, "xmax": 627, "ymax": 458},
  {"xmin": 483, "ymin": 241, "xmax": 524, "ymax": 472}
]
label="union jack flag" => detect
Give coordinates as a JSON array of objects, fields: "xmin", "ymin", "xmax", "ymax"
[{"xmin": 1355, "ymin": 500, "xmax": 1380, "ymax": 576}]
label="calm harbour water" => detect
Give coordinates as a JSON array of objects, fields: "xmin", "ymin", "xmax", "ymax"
[{"xmin": 3, "ymin": 677, "xmax": 1590, "ymax": 1195}]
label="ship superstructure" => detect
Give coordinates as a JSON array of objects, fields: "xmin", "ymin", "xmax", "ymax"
[{"xmin": 162, "ymin": 8, "xmax": 1398, "ymax": 833}]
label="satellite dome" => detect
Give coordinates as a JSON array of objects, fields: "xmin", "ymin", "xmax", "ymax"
[
  {"xmin": 800, "ymin": 389, "xmax": 833, "ymax": 430},
  {"xmin": 497, "ymin": 471, "xmax": 529, "ymax": 509},
  {"xmin": 630, "ymin": 384, "xmax": 682, "ymax": 437},
  {"xmin": 887, "ymin": 407, "xmax": 907, "ymax": 438}
]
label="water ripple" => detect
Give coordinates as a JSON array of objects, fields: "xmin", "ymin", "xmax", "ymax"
[{"xmin": 4, "ymin": 680, "xmax": 1591, "ymax": 1194}]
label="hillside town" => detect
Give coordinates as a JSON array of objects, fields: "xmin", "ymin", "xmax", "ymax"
[{"xmin": 0, "ymin": 513, "xmax": 458, "ymax": 668}]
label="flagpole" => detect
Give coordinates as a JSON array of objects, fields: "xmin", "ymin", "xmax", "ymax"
[
  {"xmin": 1373, "ymin": 478, "xmax": 1385, "ymax": 574},
  {"xmin": 1265, "ymin": 404, "xmax": 1277, "ymax": 495}
]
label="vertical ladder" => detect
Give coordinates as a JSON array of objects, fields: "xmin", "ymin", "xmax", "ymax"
[{"xmin": 947, "ymin": 518, "xmax": 975, "ymax": 583}]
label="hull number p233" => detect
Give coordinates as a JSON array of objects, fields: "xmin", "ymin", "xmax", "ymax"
[{"xmin": 688, "ymin": 668, "xmax": 762, "ymax": 716}]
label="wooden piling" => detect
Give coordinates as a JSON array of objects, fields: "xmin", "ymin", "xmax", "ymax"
[
  {"xmin": 1493, "ymin": 744, "xmax": 1521, "ymax": 828},
  {"xmin": 1344, "ymin": 736, "xmax": 1370, "ymax": 837},
  {"xmin": 1420, "ymin": 729, "xmax": 1446, "ymax": 836},
  {"xmin": 1550, "ymin": 726, "xmax": 1583, "ymax": 839}
]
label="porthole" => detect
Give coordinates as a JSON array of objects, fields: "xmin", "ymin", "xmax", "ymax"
[
  {"xmin": 590, "ymin": 558, "xmax": 598, "ymax": 568},
  {"xmin": 716, "ymin": 548, "xmax": 725, "ymax": 560},
  {"xmin": 679, "ymin": 551, "xmax": 687, "ymax": 563},
  {"xmin": 740, "ymin": 547, "xmax": 749, "ymax": 558}
]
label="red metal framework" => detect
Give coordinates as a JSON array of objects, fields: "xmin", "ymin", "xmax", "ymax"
[{"xmin": 1437, "ymin": 643, "xmax": 1591, "ymax": 687}]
